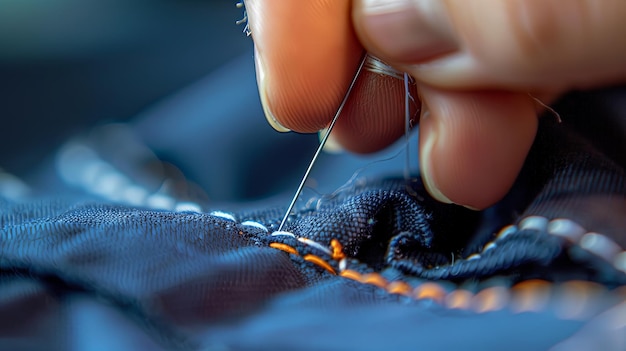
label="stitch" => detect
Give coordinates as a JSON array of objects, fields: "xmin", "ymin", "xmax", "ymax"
[
  {"xmin": 496, "ymin": 224, "xmax": 517, "ymax": 240},
  {"xmin": 241, "ymin": 220, "xmax": 269, "ymax": 232},
  {"xmin": 482, "ymin": 242, "xmax": 497, "ymax": 253},
  {"xmin": 120, "ymin": 185, "xmax": 149, "ymax": 206},
  {"xmin": 579, "ymin": 232, "xmax": 621, "ymax": 262},
  {"xmin": 268, "ymin": 223, "xmax": 624, "ymax": 317},
  {"xmin": 466, "ymin": 253, "xmax": 481, "ymax": 261},
  {"xmin": 339, "ymin": 269, "xmax": 363, "ymax": 281},
  {"xmin": 387, "ymin": 281, "xmax": 412, "ymax": 296},
  {"xmin": 297, "ymin": 237, "xmax": 333, "ymax": 256},
  {"xmin": 518, "ymin": 216, "xmax": 549, "ymax": 232},
  {"xmin": 96, "ymin": 171, "xmax": 129, "ymax": 198},
  {"xmin": 510, "ymin": 280, "xmax": 552, "ymax": 313},
  {"xmin": 269, "ymin": 242, "xmax": 298, "ymax": 255},
  {"xmin": 338, "ymin": 258, "xmax": 347, "ymax": 272},
  {"xmin": 303, "ymin": 254, "xmax": 336, "ymax": 275},
  {"xmin": 146, "ymin": 193, "xmax": 176, "ymax": 210},
  {"xmin": 445, "ymin": 289, "xmax": 473, "ymax": 310},
  {"xmin": 508, "ymin": 217, "xmax": 626, "ymax": 273},
  {"xmin": 330, "ymin": 239, "xmax": 345, "ymax": 261},
  {"xmin": 360, "ymin": 273, "xmax": 388, "ymax": 289},
  {"xmin": 209, "ymin": 211, "xmax": 236, "ymax": 222},
  {"xmin": 283, "ymin": 233, "xmax": 625, "ymax": 321},
  {"xmin": 547, "ymin": 218, "xmax": 586, "ymax": 243},
  {"xmin": 472, "ymin": 286, "xmax": 509, "ymax": 313},
  {"xmin": 413, "ymin": 283, "xmax": 446, "ymax": 303},
  {"xmin": 174, "ymin": 202, "xmax": 202, "ymax": 213},
  {"xmin": 270, "ymin": 231, "xmax": 296, "ymax": 238}
]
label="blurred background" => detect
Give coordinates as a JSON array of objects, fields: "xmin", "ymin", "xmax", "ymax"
[{"xmin": 0, "ymin": 0, "xmax": 414, "ymax": 206}]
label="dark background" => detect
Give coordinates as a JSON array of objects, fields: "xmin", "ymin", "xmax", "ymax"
[
  {"xmin": 1, "ymin": 0, "xmax": 250, "ymax": 174},
  {"xmin": 0, "ymin": 0, "xmax": 418, "ymax": 204}
]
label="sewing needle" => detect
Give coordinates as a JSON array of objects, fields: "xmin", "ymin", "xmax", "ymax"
[{"xmin": 276, "ymin": 54, "xmax": 368, "ymax": 232}]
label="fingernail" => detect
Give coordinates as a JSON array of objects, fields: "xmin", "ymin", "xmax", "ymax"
[
  {"xmin": 254, "ymin": 47, "xmax": 291, "ymax": 133},
  {"xmin": 419, "ymin": 100, "xmax": 480, "ymax": 211},
  {"xmin": 320, "ymin": 129, "xmax": 344, "ymax": 154},
  {"xmin": 360, "ymin": 0, "xmax": 458, "ymax": 63},
  {"xmin": 418, "ymin": 100, "xmax": 453, "ymax": 205}
]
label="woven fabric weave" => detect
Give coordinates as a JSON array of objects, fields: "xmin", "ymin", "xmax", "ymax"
[{"xmin": 1, "ymin": 88, "xmax": 625, "ymax": 350}]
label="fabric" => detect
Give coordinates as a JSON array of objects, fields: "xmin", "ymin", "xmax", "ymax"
[{"xmin": 1, "ymin": 80, "xmax": 626, "ymax": 350}]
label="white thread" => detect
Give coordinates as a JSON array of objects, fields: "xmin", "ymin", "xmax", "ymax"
[
  {"xmin": 496, "ymin": 225, "xmax": 518, "ymax": 240},
  {"xmin": 209, "ymin": 211, "xmax": 236, "ymax": 222},
  {"xmin": 469, "ymin": 217, "xmax": 626, "ymax": 275},
  {"xmin": 57, "ymin": 137, "xmax": 202, "ymax": 212},
  {"xmin": 363, "ymin": 55, "xmax": 405, "ymax": 80},
  {"xmin": 241, "ymin": 220, "xmax": 269, "ymax": 232},
  {"xmin": 579, "ymin": 232, "xmax": 621, "ymax": 261},
  {"xmin": 519, "ymin": 216, "xmax": 549, "ymax": 232},
  {"xmin": 174, "ymin": 202, "xmax": 202, "ymax": 213},
  {"xmin": 122, "ymin": 185, "xmax": 149, "ymax": 206},
  {"xmin": 146, "ymin": 193, "xmax": 176, "ymax": 210},
  {"xmin": 482, "ymin": 242, "xmax": 497, "ymax": 253},
  {"xmin": 271, "ymin": 231, "xmax": 297, "ymax": 238},
  {"xmin": 547, "ymin": 218, "xmax": 586, "ymax": 243},
  {"xmin": 339, "ymin": 258, "xmax": 347, "ymax": 272},
  {"xmin": 297, "ymin": 237, "xmax": 333, "ymax": 256}
]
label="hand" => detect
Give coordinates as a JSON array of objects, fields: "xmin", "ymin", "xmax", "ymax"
[{"xmin": 244, "ymin": 0, "xmax": 626, "ymax": 209}]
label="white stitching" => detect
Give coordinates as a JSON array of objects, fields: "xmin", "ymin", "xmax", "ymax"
[{"xmin": 241, "ymin": 220, "xmax": 269, "ymax": 232}]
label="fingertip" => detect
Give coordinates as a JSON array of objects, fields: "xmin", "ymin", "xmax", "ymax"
[
  {"xmin": 418, "ymin": 86, "xmax": 538, "ymax": 209},
  {"xmin": 246, "ymin": 0, "xmax": 363, "ymax": 133}
]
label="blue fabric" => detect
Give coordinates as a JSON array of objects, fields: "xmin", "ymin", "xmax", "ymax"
[{"xmin": 1, "ymin": 59, "xmax": 625, "ymax": 350}]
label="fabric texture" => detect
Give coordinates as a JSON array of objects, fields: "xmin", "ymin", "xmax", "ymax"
[{"xmin": 1, "ymin": 83, "xmax": 626, "ymax": 350}]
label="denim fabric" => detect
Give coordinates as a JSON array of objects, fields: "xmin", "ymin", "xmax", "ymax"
[{"xmin": 1, "ymin": 84, "xmax": 625, "ymax": 350}]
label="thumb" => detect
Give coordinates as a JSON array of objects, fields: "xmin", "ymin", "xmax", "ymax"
[{"xmin": 353, "ymin": 0, "xmax": 626, "ymax": 90}]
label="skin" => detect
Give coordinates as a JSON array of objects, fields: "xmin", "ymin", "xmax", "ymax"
[{"xmin": 244, "ymin": 0, "xmax": 626, "ymax": 210}]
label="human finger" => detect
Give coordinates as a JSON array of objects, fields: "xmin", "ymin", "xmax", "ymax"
[
  {"xmin": 353, "ymin": 0, "xmax": 626, "ymax": 90},
  {"xmin": 417, "ymin": 85, "xmax": 538, "ymax": 209},
  {"xmin": 245, "ymin": 0, "xmax": 363, "ymax": 133}
]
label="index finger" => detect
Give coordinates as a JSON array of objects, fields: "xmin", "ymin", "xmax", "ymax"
[{"xmin": 245, "ymin": 0, "xmax": 364, "ymax": 132}]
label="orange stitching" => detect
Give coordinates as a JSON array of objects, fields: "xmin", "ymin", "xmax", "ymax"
[
  {"xmin": 414, "ymin": 283, "xmax": 446, "ymax": 303},
  {"xmin": 445, "ymin": 289, "xmax": 473, "ymax": 309},
  {"xmin": 387, "ymin": 281, "xmax": 412, "ymax": 296},
  {"xmin": 360, "ymin": 273, "xmax": 388, "ymax": 289},
  {"xmin": 330, "ymin": 239, "xmax": 346, "ymax": 260},
  {"xmin": 303, "ymin": 254, "xmax": 336, "ymax": 275},
  {"xmin": 472, "ymin": 286, "xmax": 509, "ymax": 313},
  {"xmin": 510, "ymin": 279, "xmax": 551, "ymax": 313},
  {"xmin": 339, "ymin": 269, "xmax": 362, "ymax": 281},
  {"xmin": 269, "ymin": 242, "xmax": 298, "ymax": 255},
  {"xmin": 268, "ymin": 237, "xmax": 625, "ymax": 316}
]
